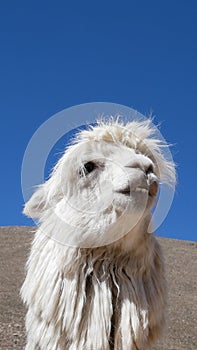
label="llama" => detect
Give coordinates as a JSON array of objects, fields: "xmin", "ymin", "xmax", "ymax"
[{"xmin": 21, "ymin": 118, "xmax": 176, "ymax": 350}]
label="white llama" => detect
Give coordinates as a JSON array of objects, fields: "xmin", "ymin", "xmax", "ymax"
[{"xmin": 21, "ymin": 119, "xmax": 175, "ymax": 350}]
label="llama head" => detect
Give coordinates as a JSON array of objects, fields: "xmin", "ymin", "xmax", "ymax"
[{"xmin": 23, "ymin": 119, "xmax": 176, "ymax": 247}]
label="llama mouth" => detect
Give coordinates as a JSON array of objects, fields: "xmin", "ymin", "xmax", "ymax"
[
  {"xmin": 116, "ymin": 186, "xmax": 149, "ymax": 196},
  {"xmin": 116, "ymin": 184, "xmax": 158, "ymax": 197},
  {"xmin": 116, "ymin": 186, "xmax": 131, "ymax": 195}
]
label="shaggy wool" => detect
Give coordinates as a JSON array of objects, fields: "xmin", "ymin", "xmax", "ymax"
[{"xmin": 21, "ymin": 119, "xmax": 176, "ymax": 350}]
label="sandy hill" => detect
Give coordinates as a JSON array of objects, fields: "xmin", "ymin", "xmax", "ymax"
[{"xmin": 0, "ymin": 226, "xmax": 196, "ymax": 350}]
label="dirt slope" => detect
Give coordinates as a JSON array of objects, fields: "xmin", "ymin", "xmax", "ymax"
[{"xmin": 0, "ymin": 226, "xmax": 196, "ymax": 350}]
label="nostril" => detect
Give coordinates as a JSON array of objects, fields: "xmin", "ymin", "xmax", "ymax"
[{"xmin": 145, "ymin": 164, "xmax": 154, "ymax": 176}]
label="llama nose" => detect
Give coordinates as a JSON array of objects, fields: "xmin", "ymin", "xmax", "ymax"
[
  {"xmin": 145, "ymin": 164, "xmax": 154, "ymax": 177},
  {"xmin": 147, "ymin": 171, "xmax": 159, "ymax": 196},
  {"xmin": 125, "ymin": 161, "xmax": 154, "ymax": 176}
]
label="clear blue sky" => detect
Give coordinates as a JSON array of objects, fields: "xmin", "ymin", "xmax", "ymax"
[{"xmin": 0, "ymin": 1, "xmax": 196, "ymax": 241}]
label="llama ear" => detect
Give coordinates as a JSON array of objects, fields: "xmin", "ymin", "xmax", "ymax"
[{"xmin": 23, "ymin": 185, "xmax": 48, "ymax": 219}]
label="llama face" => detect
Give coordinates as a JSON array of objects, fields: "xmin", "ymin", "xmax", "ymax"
[
  {"xmin": 24, "ymin": 119, "xmax": 175, "ymax": 248},
  {"xmin": 41, "ymin": 140, "xmax": 158, "ymax": 247},
  {"xmin": 60, "ymin": 140, "xmax": 158, "ymax": 213}
]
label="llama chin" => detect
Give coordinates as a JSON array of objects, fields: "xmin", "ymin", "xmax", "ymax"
[{"xmin": 21, "ymin": 118, "xmax": 176, "ymax": 350}]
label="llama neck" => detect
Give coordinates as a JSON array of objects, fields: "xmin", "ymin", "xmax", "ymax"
[{"xmin": 112, "ymin": 214, "xmax": 153, "ymax": 254}]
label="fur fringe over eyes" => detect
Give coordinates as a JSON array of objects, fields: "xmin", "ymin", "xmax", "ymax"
[{"xmin": 21, "ymin": 118, "xmax": 175, "ymax": 350}]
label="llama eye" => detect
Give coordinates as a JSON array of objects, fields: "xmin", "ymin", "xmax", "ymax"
[
  {"xmin": 79, "ymin": 161, "xmax": 97, "ymax": 176},
  {"xmin": 84, "ymin": 161, "xmax": 96, "ymax": 173}
]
